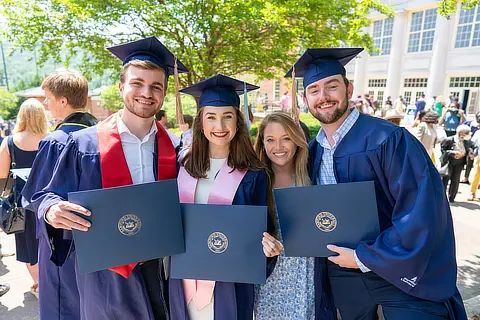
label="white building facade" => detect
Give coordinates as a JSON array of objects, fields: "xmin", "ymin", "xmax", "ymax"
[{"xmin": 348, "ymin": 0, "xmax": 480, "ymax": 115}]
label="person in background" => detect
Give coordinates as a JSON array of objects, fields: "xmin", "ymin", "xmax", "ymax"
[
  {"xmin": 385, "ymin": 96, "xmax": 392, "ymax": 108},
  {"xmin": 253, "ymin": 111, "xmax": 335, "ymax": 319},
  {"xmin": 21, "ymin": 70, "xmax": 98, "ymax": 320},
  {"xmin": 364, "ymin": 93, "xmax": 372, "ymax": 107},
  {"xmin": 462, "ymin": 112, "xmax": 480, "ymax": 184},
  {"xmin": 440, "ymin": 103, "xmax": 465, "ymax": 137},
  {"xmin": 440, "ymin": 125, "xmax": 477, "ymax": 202},
  {"xmin": 427, "ymin": 96, "xmax": 437, "ymax": 111},
  {"xmin": 415, "ymin": 111, "xmax": 439, "ymax": 164},
  {"xmin": 414, "ymin": 94, "xmax": 426, "ymax": 119},
  {"xmin": 280, "ymin": 91, "xmax": 291, "ymax": 112},
  {"xmin": 454, "ymin": 97, "xmax": 464, "ymax": 111},
  {"xmin": 0, "ymin": 99, "xmax": 49, "ymax": 298},
  {"xmin": 434, "ymin": 95, "xmax": 446, "ymax": 117},
  {"xmin": 467, "ymin": 124, "xmax": 480, "ymax": 201},
  {"xmin": 364, "ymin": 100, "xmax": 374, "ymax": 116},
  {"xmin": 355, "ymin": 99, "xmax": 365, "ymax": 114},
  {"xmin": 394, "ymin": 95, "xmax": 405, "ymax": 114},
  {"xmin": 156, "ymin": 109, "xmax": 181, "ymax": 148},
  {"xmin": 179, "ymin": 114, "xmax": 194, "ymax": 148},
  {"xmin": 412, "ymin": 110, "xmax": 427, "ymax": 128},
  {"xmin": 383, "ymin": 109, "xmax": 403, "ymax": 126}
]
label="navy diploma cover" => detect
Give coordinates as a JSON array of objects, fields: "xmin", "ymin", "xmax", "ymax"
[
  {"xmin": 68, "ymin": 180, "xmax": 185, "ymax": 274},
  {"xmin": 274, "ymin": 181, "xmax": 380, "ymax": 257},
  {"xmin": 170, "ymin": 203, "xmax": 267, "ymax": 284}
]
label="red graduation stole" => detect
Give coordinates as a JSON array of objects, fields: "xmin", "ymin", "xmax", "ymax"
[{"xmin": 96, "ymin": 112, "xmax": 177, "ymax": 278}]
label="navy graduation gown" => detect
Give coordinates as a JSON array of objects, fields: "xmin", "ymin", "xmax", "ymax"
[
  {"xmin": 32, "ymin": 126, "xmax": 168, "ymax": 320},
  {"xmin": 308, "ymin": 113, "xmax": 466, "ymax": 319},
  {"xmin": 169, "ymin": 170, "xmax": 269, "ymax": 320},
  {"xmin": 22, "ymin": 112, "xmax": 97, "ymax": 320}
]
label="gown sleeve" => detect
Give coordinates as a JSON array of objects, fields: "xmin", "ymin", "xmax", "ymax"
[
  {"xmin": 22, "ymin": 139, "xmax": 68, "ymax": 234},
  {"xmin": 31, "ymin": 136, "xmax": 83, "ymax": 266},
  {"xmin": 355, "ymin": 128, "xmax": 457, "ymax": 301}
]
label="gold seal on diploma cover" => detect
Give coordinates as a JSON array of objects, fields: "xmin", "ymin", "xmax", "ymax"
[
  {"xmin": 315, "ymin": 212, "xmax": 337, "ymax": 232},
  {"xmin": 207, "ymin": 232, "xmax": 228, "ymax": 254},
  {"xmin": 118, "ymin": 214, "xmax": 142, "ymax": 236}
]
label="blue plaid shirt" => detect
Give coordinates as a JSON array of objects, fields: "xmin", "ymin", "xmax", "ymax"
[
  {"xmin": 315, "ymin": 108, "xmax": 371, "ymax": 272},
  {"xmin": 316, "ymin": 108, "xmax": 359, "ymax": 185}
]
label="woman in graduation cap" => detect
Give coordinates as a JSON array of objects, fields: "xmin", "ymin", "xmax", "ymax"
[{"xmin": 169, "ymin": 74, "xmax": 283, "ymax": 320}]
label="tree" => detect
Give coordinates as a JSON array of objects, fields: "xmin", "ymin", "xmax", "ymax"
[
  {"xmin": 0, "ymin": 89, "xmax": 19, "ymax": 119},
  {"xmin": 439, "ymin": 0, "xmax": 479, "ymax": 16},
  {"xmin": 100, "ymin": 85, "xmax": 123, "ymax": 112},
  {"xmin": 0, "ymin": 0, "xmax": 393, "ymax": 87}
]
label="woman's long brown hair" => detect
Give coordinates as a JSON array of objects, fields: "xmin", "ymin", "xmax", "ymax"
[{"xmin": 181, "ymin": 107, "xmax": 265, "ymax": 178}]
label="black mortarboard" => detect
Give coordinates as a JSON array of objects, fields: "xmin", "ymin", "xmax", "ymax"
[
  {"xmin": 180, "ymin": 74, "xmax": 259, "ymax": 108},
  {"xmin": 107, "ymin": 36, "xmax": 189, "ymax": 77},
  {"xmin": 285, "ymin": 48, "xmax": 363, "ymax": 88}
]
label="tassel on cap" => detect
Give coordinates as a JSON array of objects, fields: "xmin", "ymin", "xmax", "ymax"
[
  {"xmin": 174, "ymin": 57, "xmax": 185, "ymax": 125},
  {"xmin": 291, "ymin": 66, "xmax": 299, "ymax": 124},
  {"xmin": 243, "ymin": 81, "xmax": 251, "ymax": 130}
]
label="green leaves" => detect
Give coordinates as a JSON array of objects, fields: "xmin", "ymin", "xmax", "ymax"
[
  {"xmin": 99, "ymin": 85, "xmax": 123, "ymax": 112},
  {"xmin": 1, "ymin": 0, "xmax": 393, "ymax": 86},
  {"xmin": 0, "ymin": 88, "xmax": 19, "ymax": 119},
  {"xmin": 438, "ymin": 0, "xmax": 480, "ymax": 16}
]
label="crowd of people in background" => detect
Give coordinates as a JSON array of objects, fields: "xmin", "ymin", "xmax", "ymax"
[
  {"xmin": 0, "ymin": 41, "xmax": 475, "ymax": 318},
  {"xmin": 348, "ymin": 91, "xmax": 479, "ymax": 204}
]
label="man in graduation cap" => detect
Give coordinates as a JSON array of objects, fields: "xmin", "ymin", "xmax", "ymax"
[
  {"xmin": 286, "ymin": 48, "xmax": 467, "ymax": 319},
  {"xmin": 22, "ymin": 70, "xmax": 98, "ymax": 320},
  {"xmin": 29, "ymin": 37, "xmax": 188, "ymax": 320}
]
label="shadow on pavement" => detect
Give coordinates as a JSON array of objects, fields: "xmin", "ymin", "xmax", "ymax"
[
  {"xmin": 0, "ymin": 256, "xmax": 8, "ymax": 277},
  {"xmin": 0, "ymin": 293, "xmax": 39, "ymax": 319},
  {"xmin": 457, "ymin": 254, "xmax": 480, "ymax": 301},
  {"xmin": 450, "ymin": 201, "xmax": 480, "ymax": 211}
]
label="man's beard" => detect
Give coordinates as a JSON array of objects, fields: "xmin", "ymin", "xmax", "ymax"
[
  {"xmin": 310, "ymin": 96, "xmax": 349, "ymax": 124},
  {"xmin": 124, "ymin": 98, "xmax": 160, "ymax": 119}
]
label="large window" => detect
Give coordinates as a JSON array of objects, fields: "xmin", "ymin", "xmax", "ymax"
[
  {"xmin": 372, "ymin": 18, "xmax": 394, "ymax": 56},
  {"xmin": 408, "ymin": 8, "xmax": 437, "ymax": 53},
  {"xmin": 455, "ymin": 5, "xmax": 480, "ymax": 48},
  {"xmin": 368, "ymin": 79, "xmax": 387, "ymax": 87},
  {"xmin": 449, "ymin": 76, "xmax": 480, "ymax": 87},
  {"xmin": 404, "ymin": 78, "xmax": 428, "ymax": 87},
  {"xmin": 274, "ymin": 80, "xmax": 281, "ymax": 100}
]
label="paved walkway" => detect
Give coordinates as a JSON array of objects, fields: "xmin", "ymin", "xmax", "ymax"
[
  {"xmin": 0, "ymin": 230, "xmax": 39, "ymax": 320},
  {"xmin": 0, "ymin": 182, "xmax": 479, "ymax": 319}
]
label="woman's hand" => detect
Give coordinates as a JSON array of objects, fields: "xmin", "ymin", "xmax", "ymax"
[{"xmin": 262, "ymin": 232, "xmax": 284, "ymax": 257}]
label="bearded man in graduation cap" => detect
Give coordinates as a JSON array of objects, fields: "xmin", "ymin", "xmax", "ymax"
[
  {"xmin": 31, "ymin": 37, "xmax": 188, "ymax": 320},
  {"xmin": 287, "ymin": 48, "xmax": 467, "ymax": 319}
]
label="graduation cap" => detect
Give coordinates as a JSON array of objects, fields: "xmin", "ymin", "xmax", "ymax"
[
  {"xmin": 181, "ymin": 74, "xmax": 259, "ymax": 128},
  {"xmin": 107, "ymin": 36, "xmax": 189, "ymax": 124},
  {"xmin": 285, "ymin": 48, "xmax": 364, "ymax": 89},
  {"xmin": 107, "ymin": 36, "xmax": 188, "ymax": 77}
]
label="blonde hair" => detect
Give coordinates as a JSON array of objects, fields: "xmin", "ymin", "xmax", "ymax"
[
  {"xmin": 14, "ymin": 98, "xmax": 48, "ymax": 135},
  {"xmin": 254, "ymin": 111, "xmax": 311, "ymax": 187},
  {"xmin": 41, "ymin": 70, "xmax": 88, "ymax": 109}
]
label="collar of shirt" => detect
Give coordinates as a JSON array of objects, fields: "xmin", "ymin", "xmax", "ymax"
[
  {"xmin": 116, "ymin": 115, "xmax": 158, "ymax": 144},
  {"xmin": 315, "ymin": 108, "xmax": 360, "ymax": 150}
]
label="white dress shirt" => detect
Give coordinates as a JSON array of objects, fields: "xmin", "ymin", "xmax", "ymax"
[{"xmin": 117, "ymin": 117, "xmax": 157, "ymax": 184}]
